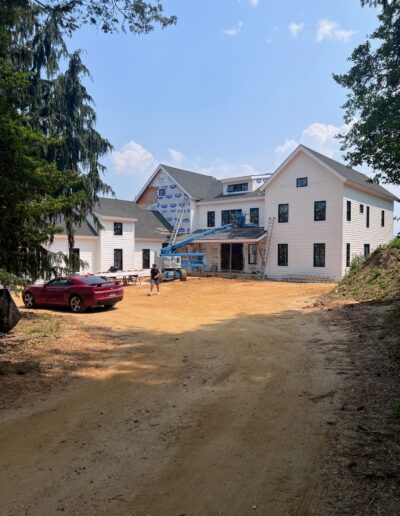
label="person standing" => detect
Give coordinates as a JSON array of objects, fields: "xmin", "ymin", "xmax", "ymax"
[{"xmin": 148, "ymin": 263, "xmax": 161, "ymax": 296}]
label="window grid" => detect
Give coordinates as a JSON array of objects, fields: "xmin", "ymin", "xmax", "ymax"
[
  {"xmin": 296, "ymin": 177, "xmax": 308, "ymax": 188},
  {"xmin": 313, "ymin": 243, "xmax": 325, "ymax": 268},
  {"xmin": 278, "ymin": 204, "xmax": 289, "ymax": 223},
  {"xmin": 278, "ymin": 244, "xmax": 288, "ymax": 266},
  {"xmin": 248, "ymin": 244, "xmax": 257, "ymax": 265},
  {"xmin": 346, "ymin": 201, "xmax": 351, "ymax": 222},
  {"xmin": 207, "ymin": 211, "xmax": 215, "ymax": 227},
  {"xmin": 314, "ymin": 201, "xmax": 326, "ymax": 221},
  {"xmin": 114, "ymin": 222, "xmax": 123, "ymax": 236}
]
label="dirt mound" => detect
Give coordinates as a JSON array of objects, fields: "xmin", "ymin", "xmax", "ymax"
[{"xmin": 326, "ymin": 243, "xmax": 400, "ymax": 302}]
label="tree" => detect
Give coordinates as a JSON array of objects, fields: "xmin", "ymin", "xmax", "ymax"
[
  {"xmin": 334, "ymin": 2, "xmax": 400, "ymax": 185},
  {"xmin": 0, "ymin": 1, "xmax": 176, "ymax": 280}
]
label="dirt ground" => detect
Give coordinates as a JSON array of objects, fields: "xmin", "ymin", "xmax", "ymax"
[{"xmin": 0, "ymin": 278, "xmax": 353, "ymax": 515}]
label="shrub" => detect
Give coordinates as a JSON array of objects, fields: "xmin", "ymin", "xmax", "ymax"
[{"xmin": 349, "ymin": 254, "xmax": 366, "ymax": 272}]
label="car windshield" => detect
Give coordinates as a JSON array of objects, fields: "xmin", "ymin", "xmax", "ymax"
[{"xmin": 79, "ymin": 277, "xmax": 108, "ymax": 285}]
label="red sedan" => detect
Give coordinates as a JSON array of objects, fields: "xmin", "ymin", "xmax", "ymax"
[{"xmin": 23, "ymin": 276, "xmax": 124, "ymax": 313}]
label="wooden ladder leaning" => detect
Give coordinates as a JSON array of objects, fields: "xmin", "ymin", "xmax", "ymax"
[{"xmin": 168, "ymin": 208, "xmax": 185, "ymax": 246}]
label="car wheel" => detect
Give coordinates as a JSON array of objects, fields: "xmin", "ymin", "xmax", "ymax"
[
  {"xmin": 24, "ymin": 292, "xmax": 36, "ymax": 309},
  {"xmin": 69, "ymin": 295, "xmax": 86, "ymax": 313}
]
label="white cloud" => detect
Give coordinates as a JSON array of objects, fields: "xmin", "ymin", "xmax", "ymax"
[
  {"xmin": 110, "ymin": 140, "xmax": 157, "ymax": 177},
  {"xmin": 275, "ymin": 139, "xmax": 298, "ymax": 156},
  {"xmin": 274, "ymin": 121, "xmax": 352, "ymax": 160},
  {"xmin": 223, "ymin": 21, "xmax": 243, "ymax": 37},
  {"xmin": 288, "ymin": 22, "xmax": 304, "ymax": 37},
  {"xmin": 168, "ymin": 148, "xmax": 186, "ymax": 166},
  {"xmin": 316, "ymin": 19, "xmax": 356, "ymax": 42},
  {"xmin": 249, "ymin": 0, "xmax": 260, "ymax": 6}
]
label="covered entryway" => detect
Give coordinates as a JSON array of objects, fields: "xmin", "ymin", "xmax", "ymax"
[{"xmin": 221, "ymin": 243, "xmax": 243, "ymax": 271}]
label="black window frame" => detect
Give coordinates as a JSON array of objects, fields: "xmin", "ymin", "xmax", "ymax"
[
  {"xmin": 221, "ymin": 209, "xmax": 242, "ymax": 225},
  {"xmin": 278, "ymin": 203, "xmax": 289, "ymax": 223},
  {"xmin": 314, "ymin": 200, "xmax": 326, "ymax": 221},
  {"xmin": 248, "ymin": 244, "xmax": 257, "ymax": 265},
  {"xmin": 114, "ymin": 249, "xmax": 123, "ymax": 270},
  {"xmin": 277, "ymin": 244, "xmax": 288, "ymax": 266},
  {"xmin": 207, "ymin": 211, "xmax": 215, "ymax": 227},
  {"xmin": 366, "ymin": 206, "xmax": 370, "ymax": 228},
  {"xmin": 313, "ymin": 243, "xmax": 326, "ymax": 268},
  {"xmin": 226, "ymin": 183, "xmax": 249, "ymax": 193},
  {"xmin": 249, "ymin": 207, "xmax": 259, "ymax": 226},
  {"xmin": 346, "ymin": 243, "xmax": 351, "ymax": 268},
  {"xmin": 158, "ymin": 187, "xmax": 166, "ymax": 197},
  {"xmin": 360, "ymin": 204, "xmax": 364, "ymax": 214},
  {"xmin": 381, "ymin": 210, "xmax": 385, "ymax": 227},
  {"xmin": 296, "ymin": 177, "xmax": 308, "ymax": 188},
  {"xmin": 114, "ymin": 222, "xmax": 123, "ymax": 236},
  {"xmin": 364, "ymin": 244, "xmax": 370, "ymax": 257},
  {"xmin": 346, "ymin": 201, "xmax": 351, "ymax": 222}
]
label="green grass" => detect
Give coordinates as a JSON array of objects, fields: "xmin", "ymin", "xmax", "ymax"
[{"xmin": 26, "ymin": 317, "xmax": 62, "ymax": 339}]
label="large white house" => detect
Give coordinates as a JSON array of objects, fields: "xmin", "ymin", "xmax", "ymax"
[{"xmin": 47, "ymin": 144, "xmax": 398, "ymax": 281}]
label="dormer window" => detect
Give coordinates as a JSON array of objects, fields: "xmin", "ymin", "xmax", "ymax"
[
  {"xmin": 227, "ymin": 183, "xmax": 249, "ymax": 193},
  {"xmin": 296, "ymin": 177, "xmax": 308, "ymax": 187}
]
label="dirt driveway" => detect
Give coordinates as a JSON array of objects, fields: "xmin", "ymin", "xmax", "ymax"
[{"xmin": 0, "ymin": 278, "xmax": 347, "ymax": 516}]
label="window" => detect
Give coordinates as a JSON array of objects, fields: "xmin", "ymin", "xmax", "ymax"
[
  {"xmin": 364, "ymin": 244, "xmax": 370, "ymax": 257},
  {"xmin": 250, "ymin": 208, "xmax": 259, "ymax": 226},
  {"xmin": 158, "ymin": 188, "xmax": 166, "ymax": 197},
  {"xmin": 248, "ymin": 244, "xmax": 257, "ymax": 265},
  {"xmin": 346, "ymin": 243, "xmax": 351, "ymax": 267},
  {"xmin": 142, "ymin": 249, "xmax": 150, "ymax": 269},
  {"xmin": 278, "ymin": 203, "xmax": 289, "ymax": 223},
  {"xmin": 346, "ymin": 201, "xmax": 351, "ymax": 222},
  {"xmin": 114, "ymin": 249, "xmax": 123, "ymax": 270},
  {"xmin": 227, "ymin": 183, "xmax": 248, "ymax": 193},
  {"xmin": 207, "ymin": 211, "xmax": 215, "ymax": 227},
  {"xmin": 278, "ymin": 244, "xmax": 288, "ymax": 266},
  {"xmin": 366, "ymin": 206, "xmax": 370, "ymax": 228},
  {"xmin": 114, "ymin": 222, "xmax": 123, "ymax": 236},
  {"xmin": 360, "ymin": 204, "xmax": 364, "ymax": 214},
  {"xmin": 314, "ymin": 201, "xmax": 326, "ymax": 221},
  {"xmin": 313, "ymin": 243, "xmax": 325, "ymax": 267},
  {"xmin": 46, "ymin": 278, "xmax": 72, "ymax": 287},
  {"xmin": 79, "ymin": 277, "xmax": 107, "ymax": 285},
  {"xmin": 72, "ymin": 248, "xmax": 80, "ymax": 273},
  {"xmin": 381, "ymin": 210, "xmax": 385, "ymax": 227},
  {"xmin": 296, "ymin": 177, "xmax": 308, "ymax": 188},
  {"xmin": 221, "ymin": 209, "xmax": 242, "ymax": 225}
]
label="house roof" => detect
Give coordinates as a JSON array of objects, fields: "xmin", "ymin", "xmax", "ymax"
[
  {"xmin": 55, "ymin": 217, "xmax": 98, "ymax": 237},
  {"xmin": 178, "ymin": 226, "xmax": 267, "ymax": 242},
  {"xmin": 201, "ymin": 188, "xmax": 265, "ymax": 202},
  {"xmin": 95, "ymin": 198, "xmax": 172, "ymax": 239},
  {"xmin": 156, "ymin": 165, "xmax": 221, "ymax": 200},
  {"xmin": 303, "ymin": 146, "xmax": 399, "ymax": 202}
]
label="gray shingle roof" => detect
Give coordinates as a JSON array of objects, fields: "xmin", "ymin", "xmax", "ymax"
[
  {"xmin": 178, "ymin": 227, "xmax": 267, "ymax": 242},
  {"xmin": 161, "ymin": 164, "xmax": 223, "ymax": 200},
  {"xmin": 55, "ymin": 217, "xmax": 98, "ymax": 237},
  {"xmin": 95, "ymin": 198, "xmax": 172, "ymax": 239},
  {"xmin": 202, "ymin": 188, "xmax": 265, "ymax": 202},
  {"xmin": 302, "ymin": 145, "xmax": 399, "ymax": 202}
]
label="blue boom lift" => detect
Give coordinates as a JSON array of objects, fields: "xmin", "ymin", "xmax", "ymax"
[{"xmin": 158, "ymin": 212, "xmax": 250, "ymax": 281}]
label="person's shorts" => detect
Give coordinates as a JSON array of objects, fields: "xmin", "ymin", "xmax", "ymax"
[{"xmin": 151, "ymin": 279, "xmax": 159, "ymax": 286}]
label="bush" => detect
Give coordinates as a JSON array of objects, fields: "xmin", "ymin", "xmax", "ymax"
[
  {"xmin": 349, "ymin": 254, "xmax": 366, "ymax": 272},
  {"xmin": 387, "ymin": 237, "xmax": 400, "ymax": 250}
]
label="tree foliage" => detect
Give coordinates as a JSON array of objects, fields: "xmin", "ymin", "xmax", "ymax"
[
  {"xmin": 334, "ymin": 3, "xmax": 400, "ymax": 185},
  {"xmin": 0, "ymin": 1, "xmax": 175, "ymax": 281}
]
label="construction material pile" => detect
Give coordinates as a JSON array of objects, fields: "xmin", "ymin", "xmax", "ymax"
[{"xmin": 327, "ymin": 238, "xmax": 400, "ymax": 302}]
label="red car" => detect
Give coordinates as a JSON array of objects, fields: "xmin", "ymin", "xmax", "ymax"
[{"xmin": 23, "ymin": 276, "xmax": 124, "ymax": 313}]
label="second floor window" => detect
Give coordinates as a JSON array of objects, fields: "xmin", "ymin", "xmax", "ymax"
[
  {"xmin": 114, "ymin": 222, "xmax": 123, "ymax": 235},
  {"xmin": 347, "ymin": 201, "xmax": 351, "ymax": 221},
  {"xmin": 222, "ymin": 209, "xmax": 242, "ymax": 225},
  {"xmin": 207, "ymin": 211, "xmax": 215, "ymax": 227},
  {"xmin": 227, "ymin": 183, "xmax": 249, "ymax": 193},
  {"xmin": 250, "ymin": 208, "xmax": 259, "ymax": 226},
  {"xmin": 314, "ymin": 201, "xmax": 326, "ymax": 221},
  {"xmin": 158, "ymin": 188, "xmax": 166, "ymax": 197},
  {"xmin": 366, "ymin": 206, "xmax": 370, "ymax": 228},
  {"xmin": 278, "ymin": 203, "xmax": 289, "ymax": 223}
]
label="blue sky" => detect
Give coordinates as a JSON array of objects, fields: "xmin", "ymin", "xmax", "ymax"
[{"xmin": 70, "ymin": 0, "xmax": 399, "ymax": 232}]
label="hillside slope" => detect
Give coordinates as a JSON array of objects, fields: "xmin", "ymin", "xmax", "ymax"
[{"xmin": 326, "ymin": 239, "xmax": 400, "ymax": 302}]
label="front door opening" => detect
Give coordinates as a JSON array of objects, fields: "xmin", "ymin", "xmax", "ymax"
[{"xmin": 221, "ymin": 243, "xmax": 243, "ymax": 271}]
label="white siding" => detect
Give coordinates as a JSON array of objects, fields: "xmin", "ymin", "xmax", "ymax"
[
  {"xmin": 265, "ymin": 152, "xmax": 344, "ymax": 281},
  {"xmin": 196, "ymin": 199, "xmax": 265, "ymax": 230},
  {"xmin": 342, "ymin": 186, "xmax": 394, "ymax": 275},
  {"xmin": 47, "ymin": 237, "xmax": 97, "ymax": 273},
  {"xmin": 134, "ymin": 240, "xmax": 162, "ymax": 269},
  {"xmin": 98, "ymin": 218, "xmax": 135, "ymax": 271}
]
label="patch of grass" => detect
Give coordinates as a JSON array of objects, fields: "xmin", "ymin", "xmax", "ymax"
[
  {"xmin": 26, "ymin": 318, "xmax": 62, "ymax": 339},
  {"xmin": 387, "ymin": 236, "xmax": 400, "ymax": 250}
]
